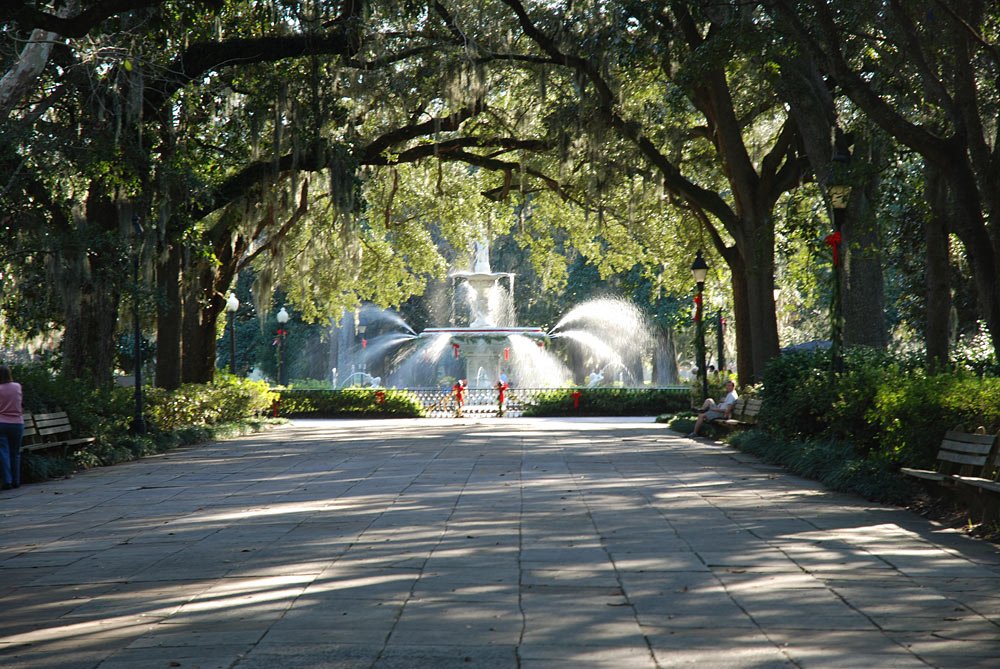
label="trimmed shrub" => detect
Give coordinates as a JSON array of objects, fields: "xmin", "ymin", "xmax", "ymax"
[
  {"xmin": 144, "ymin": 375, "xmax": 276, "ymax": 431},
  {"xmin": 870, "ymin": 373, "xmax": 1000, "ymax": 467},
  {"xmin": 521, "ymin": 387, "xmax": 690, "ymax": 417},
  {"xmin": 276, "ymin": 388, "xmax": 423, "ymax": 417}
]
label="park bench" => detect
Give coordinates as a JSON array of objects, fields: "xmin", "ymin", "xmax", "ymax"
[
  {"xmin": 712, "ymin": 397, "xmax": 762, "ymax": 432},
  {"xmin": 21, "ymin": 410, "xmax": 96, "ymax": 456},
  {"xmin": 899, "ymin": 429, "xmax": 996, "ymax": 486},
  {"xmin": 899, "ymin": 429, "xmax": 1000, "ymax": 521}
]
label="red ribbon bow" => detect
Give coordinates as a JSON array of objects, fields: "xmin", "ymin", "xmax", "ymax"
[
  {"xmin": 452, "ymin": 343, "xmax": 460, "ymax": 359},
  {"xmin": 824, "ymin": 231, "xmax": 842, "ymax": 267},
  {"xmin": 571, "ymin": 391, "xmax": 582, "ymax": 410},
  {"xmin": 374, "ymin": 390, "xmax": 385, "ymax": 404},
  {"xmin": 693, "ymin": 292, "xmax": 702, "ymax": 322}
]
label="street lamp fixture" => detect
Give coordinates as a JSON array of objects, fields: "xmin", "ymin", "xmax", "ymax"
[
  {"xmin": 225, "ymin": 293, "xmax": 240, "ymax": 376},
  {"xmin": 691, "ymin": 250, "xmax": 710, "ymax": 402},
  {"xmin": 276, "ymin": 306, "xmax": 290, "ymax": 386}
]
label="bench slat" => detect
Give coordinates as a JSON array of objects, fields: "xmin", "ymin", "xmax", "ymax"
[
  {"xmin": 943, "ymin": 430, "xmax": 995, "ymax": 446},
  {"xmin": 939, "ymin": 439, "xmax": 994, "ymax": 455},
  {"xmin": 899, "ymin": 467, "xmax": 947, "ymax": 482},
  {"xmin": 937, "ymin": 451, "xmax": 990, "ymax": 466}
]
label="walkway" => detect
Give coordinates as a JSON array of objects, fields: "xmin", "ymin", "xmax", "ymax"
[{"xmin": 1, "ymin": 418, "xmax": 999, "ymax": 668}]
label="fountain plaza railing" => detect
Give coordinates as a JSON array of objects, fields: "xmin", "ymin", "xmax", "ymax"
[{"xmin": 276, "ymin": 387, "xmax": 691, "ymax": 419}]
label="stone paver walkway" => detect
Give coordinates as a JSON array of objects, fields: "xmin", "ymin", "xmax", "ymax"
[{"xmin": 1, "ymin": 417, "xmax": 999, "ymax": 668}]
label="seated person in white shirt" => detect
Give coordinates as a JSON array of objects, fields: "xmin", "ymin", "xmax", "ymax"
[{"xmin": 687, "ymin": 380, "xmax": 738, "ymax": 437}]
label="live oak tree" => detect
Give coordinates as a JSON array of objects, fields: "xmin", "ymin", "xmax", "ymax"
[{"xmin": 772, "ymin": 0, "xmax": 1000, "ymax": 364}]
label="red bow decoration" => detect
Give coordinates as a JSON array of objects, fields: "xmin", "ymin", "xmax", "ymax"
[
  {"xmin": 824, "ymin": 231, "xmax": 842, "ymax": 267},
  {"xmin": 361, "ymin": 338, "xmax": 367, "ymax": 349},
  {"xmin": 374, "ymin": 390, "xmax": 385, "ymax": 404},
  {"xmin": 503, "ymin": 347, "xmax": 510, "ymax": 361},
  {"xmin": 452, "ymin": 343, "xmax": 460, "ymax": 358},
  {"xmin": 693, "ymin": 292, "xmax": 702, "ymax": 322},
  {"xmin": 571, "ymin": 390, "xmax": 582, "ymax": 410}
]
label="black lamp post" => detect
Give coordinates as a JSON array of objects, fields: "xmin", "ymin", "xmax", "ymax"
[
  {"xmin": 131, "ymin": 216, "xmax": 146, "ymax": 435},
  {"xmin": 716, "ymin": 311, "xmax": 726, "ymax": 373},
  {"xmin": 357, "ymin": 323, "xmax": 367, "ymax": 373},
  {"xmin": 691, "ymin": 250, "xmax": 709, "ymax": 402},
  {"xmin": 276, "ymin": 306, "xmax": 290, "ymax": 385},
  {"xmin": 827, "ymin": 129, "xmax": 852, "ymax": 375},
  {"xmin": 226, "ymin": 293, "xmax": 240, "ymax": 376}
]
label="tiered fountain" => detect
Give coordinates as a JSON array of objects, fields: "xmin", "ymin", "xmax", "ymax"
[
  {"xmin": 340, "ymin": 239, "xmax": 665, "ymax": 390},
  {"xmin": 420, "ymin": 241, "xmax": 546, "ymax": 388}
]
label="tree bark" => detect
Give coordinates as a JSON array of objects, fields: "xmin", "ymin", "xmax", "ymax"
[
  {"xmin": 180, "ymin": 253, "xmax": 215, "ymax": 384},
  {"xmin": 924, "ymin": 164, "xmax": 951, "ymax": 368},
  {"xmin": 155, "ymin": 240, "xmax": 182, "ymax": 389},
  {"xmin": 59, "ymin": 186, "xmax": 124, "ymax": 387},
  {"xmin": 841, "ymin": 134, "xmax": 886, "ymax": 349}
]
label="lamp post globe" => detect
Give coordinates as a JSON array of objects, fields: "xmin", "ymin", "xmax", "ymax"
[
  {"xmin": 276, "ymin": 307, "xmax": 290, "ymax": 385},
  {"xmin": 690, "ymin": 250, "xmax": 710, "ymax": 403},
  {"xmin": 225, "ymin": 293, "xmax": 240, "ymax": 376}
]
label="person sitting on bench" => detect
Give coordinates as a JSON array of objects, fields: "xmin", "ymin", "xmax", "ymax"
[{"xmin": 687, "ymin": 379, "xmax": 738, "ymax": 438}]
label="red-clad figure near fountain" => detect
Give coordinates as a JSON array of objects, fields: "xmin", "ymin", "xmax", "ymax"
[
  {"xmin": 452, "ymin": 379, "xmax": 466, "ymax": 417},
  {"xmin": 495, "ymin": 377, "xmax": 510, "ymax": 417}
]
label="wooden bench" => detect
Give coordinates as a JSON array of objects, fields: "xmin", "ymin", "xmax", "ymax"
[
  {"xmin": 713, "ymin": 397, "xmax": 762, "ymax": 432},
  {"xmin": 901, "ymin": 429, "xmax": 1000, "ymax": 522},
  {"xmin": 21, "ymin": 411, "xmax": 96, "ymax": 455},
  {"xmin": 899, "ymin": 430, "xmax": 997, "ymax": 485}
]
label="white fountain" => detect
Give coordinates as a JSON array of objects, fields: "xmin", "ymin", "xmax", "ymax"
[
  {"xmin": 339, "ymin": 238, "xmax": 667, "ymax": 390},
  {"xmin": 421, "ymin": 240, "xmax": 547, "ymax": 388}
]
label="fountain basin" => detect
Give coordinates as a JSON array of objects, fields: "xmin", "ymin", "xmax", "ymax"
[{"xmin": 420, "ymin": 327, "xmax": 545, "ymax": 339}]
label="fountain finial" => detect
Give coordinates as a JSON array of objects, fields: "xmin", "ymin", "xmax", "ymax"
[{"xmin": 472, "ymin": 239, "xmax": 491, "ymax": 273}]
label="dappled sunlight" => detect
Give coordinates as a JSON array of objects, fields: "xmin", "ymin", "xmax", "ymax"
[{"xmin": 2, "ymin": 418, "xmax": 1000, "ymax": 667}]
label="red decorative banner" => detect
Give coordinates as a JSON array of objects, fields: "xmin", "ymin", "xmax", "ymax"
[
  {"xmin": 571, "ymin": 390, "xmax": 582, "ymax": 410},
  {"xmin": 824, "ymin": 231, "xmax": 842, "ymax": 267}
]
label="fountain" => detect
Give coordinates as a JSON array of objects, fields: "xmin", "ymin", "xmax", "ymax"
[{"xmin": 337, "ymin": 239, "xmax": 665, "ymax": 390}]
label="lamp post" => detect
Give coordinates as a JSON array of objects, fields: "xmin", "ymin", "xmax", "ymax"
[
  {"xmin": 716, "ymin": 311, "xmax": 726, "ymax": 373},
  {"xmin": 827, "ymin": 128, "xmax": 852, "ymax": 375},
  {"xmin": 226, "ymin": 293, "xmax": 240, "ymax": 376},
  {"xmin": 357, "ymin": 323, "xmax": 367, "ymax": 373},
  {"xmin": 691, "ymin": 250, "xmax": 709, "ymax": 403},
  {"xmin": 276, "ymin": 306, "xmax": 290, "ymax": 386},
  {"xmin": 131, "ymin": 216, "xmax": 146, "ymax": 435}
]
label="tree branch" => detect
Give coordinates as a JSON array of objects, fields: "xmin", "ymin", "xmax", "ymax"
[{"xmin": 3, "ymin": 1, "xmax": 220, "ymax": 38}]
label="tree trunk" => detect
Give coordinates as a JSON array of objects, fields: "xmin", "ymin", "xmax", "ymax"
[
  {"xmin": 924, "ymin": 164, "xmax": 951, "ymax": 368},
  {"xmin": 943, "ymin": 159, "xmax": 1000, "ymax": 362},
  {"xmin": 743, "ymin": 250, "xmax": 780, "ymax": 384},
  {"xmin": 59, "ymin": 186, "xmax": 124, "ymax": 387},
  {"xmin": 841, "ymin": 134, "xmax": 886, "ymax": 349},
  {"xmin": 155, "ymin": 240, "xmax": 182, "ymax": 389},
  {"xmin": 61, "ymin": 276, "xmax": 120, "ymax": 387},
  {"xmin": 180, "ymin": 254, "xmax": 222, "ymax": 384}
]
